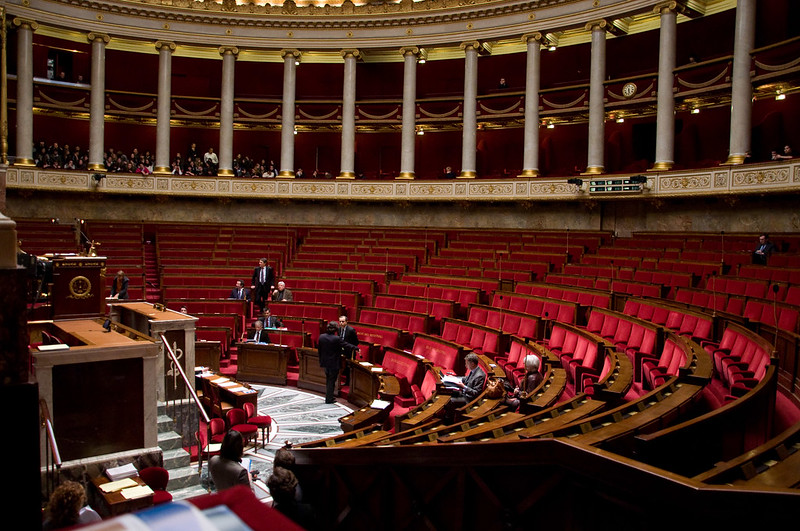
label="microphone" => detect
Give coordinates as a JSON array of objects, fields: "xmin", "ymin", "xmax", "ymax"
[
  {"xmin": 709, "ymin": 271, "xmax": 717, "ymax": 317},
  {"xmin": 772, "ymin": 284, "xmax": 780, "ymax": 352}
]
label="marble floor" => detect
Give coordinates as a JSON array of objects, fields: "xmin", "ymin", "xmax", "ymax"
[{"xmin": 201, "ymin": 385, "xmax": 352, "ymax": 502}]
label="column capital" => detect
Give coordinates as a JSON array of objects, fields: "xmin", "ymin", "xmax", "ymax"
[
  {"xmin": 521, "ymin": 32, "xmax": 548, "ymax": 46},
  {"xmin": 280, "ymin": 49, "xmax": 302, "ymax": 60},
  {"xmin": 399, "ymin": 46, "xmax": 419, "ymax": 57},
  {"xmin": 218, "ymin": 46, "xmax": 239, "ymax": 57},
  {"xmin": 87, "ymin": 32, "xmax": 110, "ymax": 44},
  {"xmin": 13, "ymin": 18, "xmax": 38, "ymax": 31},
  {"xmin": 155, "ymin": 41, "xmax": 176, "ymax": 52},
  {"xmin": 340, "ymin": 49, "xmax": 361, "ymax": 60},
  {"xmin": 584, "ymin": 19, "xmax": 610, "ymax": 32},
  {"xmin": 459, "ymin": 41, "xmax": 481, "ymax": 52}
]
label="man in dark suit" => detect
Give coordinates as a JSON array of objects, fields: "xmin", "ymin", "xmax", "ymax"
[
  {"xmin": 337, "ymin": 316, "xmax": 359, "ymax": 360},
  {"xmin": 229, "ymin": 280, "xmax": 250, "ymax": 300},
  {"xmin": 259, "ymin": 308, "xmax": 283, "ymax": 329},
  {"xmin": 251, "ymin": 258, "xmax": 274, "ymax": 311},
  {"xmin": 247, "ymin": 320, "xmax": 270, "ymax": 344},
  {"xmin": 444, "ymin": 353, "xmax": 486, "ymax": 421},
  {"xmin": 753, "ymin": 234, "xmax": 776, "ymax": 265},
  {"xmin": 110, "ymin": 270, "xmax": 129, "ymax": 299},
  {"xmin": 318, "ymin": 321, "xmax": 357, "ymax": 403}
]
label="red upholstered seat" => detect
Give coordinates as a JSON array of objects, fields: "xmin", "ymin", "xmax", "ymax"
[
  {"xmin": 226, "ymin": 408, "xmax": 259, "ymax": 447},
  {"xmin": 243, "ymin": 402, "xmax": 272, "ymax": 449},
  {"xmin": 139, "ymin": 466, "xmax": 173, "ymax": 505}
]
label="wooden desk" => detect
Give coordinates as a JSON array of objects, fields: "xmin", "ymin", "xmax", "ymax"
[
  {"xmin": 197, "ymin": 372, "xmax": 258, "ymax": 409},
  {"xmin": 195, "ymin": 340, "xmax": 222, "ymax": 372},
  {"xmin": 90, "ymin": 476, "xmax": 153, "ymax": 518},
  {"xmin": 236, "ymin": 342, "xmax": 289, "ymax": 385},
  {"xmin": 297, "ymin": 347, "xmax": 327, "ymax": 394},
  {"xmin": 54, "ymin": 319, "xmax": 141, "ymax": 347}
]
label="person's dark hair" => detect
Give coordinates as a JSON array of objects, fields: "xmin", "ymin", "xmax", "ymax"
[
  {"xmin": 267, "ymin": 467, "xmax": 298, "ymax": 505},
  {"xmin": 465, "ymin": 352, "xmax": 479, "ymax": 366},
  {"xmin": 326, "ymin": 321, "xmax": 339, "ymax": 334},
  {"xmin": 274, "ymin": 447, "xmax": 296, "ymax": 470},
  {"xmin": 220, "ymin": 430, "xmax": 244, "ymax": 462},
  {"xmin": 46, "ymin": 481, "xmax": 87, "ymax": 528},
  {"xmin": 760, "ymin": 233, "xmax": 769, "ymax": 239}
]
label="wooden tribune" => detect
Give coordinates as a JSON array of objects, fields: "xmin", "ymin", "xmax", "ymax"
[{"xmin": 236, "ymin": 342, "xmax": 289, "ymax": 385}]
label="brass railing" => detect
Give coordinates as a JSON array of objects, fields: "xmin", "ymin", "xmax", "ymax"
[{"xmin": 39, "ymin": 399, "xmax": 61, "ymax": 504}]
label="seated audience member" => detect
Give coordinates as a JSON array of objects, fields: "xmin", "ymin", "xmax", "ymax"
[
  {"xmin": 295, "ymin": 168, "xmax": 305, "ymax": 179},
  {"xmin": 43, "ymin": 480, "xmax": 101, "ymax": 530},
  {"xmin": 267, "ymin": 467, "xmax": 318, "ymax": 530},
  {"xmin": 503, "ymin": 354, "xmax": 542, "ymax": 411},
  {"xmin": 443, "ymin": 353, "xmax": 486, "ymax": 421},
  {"xmin": 248, "ymin": 320, "xmax": 270, "ymax": 344},
  {"xmin": 272, "ymin": 281, "xmax": 293, "ymax": 302},
  {"xmin": 229, "ymin": 279, "xmax": 250, "ymax": 300},
  {"xmin": 498, "ymin": 77, "xmax": 508, "ymax": 88},
  {"xmin": 110, "ymin": 270, "xmax": 129, "ymax": 299},
  {"xmin": 274, "ymin": 445, "xmax": 304, "ymax": 502},
  {"xmin": 753, "ymin": 233, "xmax": 776, "ymax": 265},
  {"xmin": 263, "ymin": 164, "xmax": 277, "ymax": 178},
  {"xmin": 209, "ymin": 430, "xmax": 253, "ymax": 492},
  {"xmin": 259, "ymin": 308, "xmax": 283, "ymax": 329},
  {"xmin": 443, "ymin": 166, "xmax": 457, "ymax": 179}
]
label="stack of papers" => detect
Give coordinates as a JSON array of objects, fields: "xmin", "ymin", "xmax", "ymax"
[
  {"xmin": 105, "ymin": 463, "xmax": 138, "ymax": 481},
  {"xmin": 99, "ymin": 478, "xmax": 138, "ymax": 493},
  {"xmin": 442, "ymin": 375, "xmax": 463, "ymax": 386},
  {"xmin": 370, "ymin": 399, "xmax": 391, "ymax": 409},
  {"xmin": 370, "ymin": 367, "xmax": 383, "ymax": 373},
  {"xmin": 38, "ymin": 344, "xmax": 69, "ymax": 352},
  {"xmin": 219, "ymin": 381, "xmax": 237, "ymax": 388}
]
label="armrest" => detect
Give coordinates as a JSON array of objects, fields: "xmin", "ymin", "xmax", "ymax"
[{"xmin": 633, "ymin": 350, "xmax": 659, "ymax": 383}]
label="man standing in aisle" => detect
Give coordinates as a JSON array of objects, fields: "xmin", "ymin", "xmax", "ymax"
[
  {"xmin": 318, "ymin": 321, "xmax": 357, "ymax": 404},
  {"xmin": 251, "ymin": 258, "xmax": 274, "ymax": 312},
  {"xmin": 338, "ymin": 315, "xmax": 359, "ymax": 387}
]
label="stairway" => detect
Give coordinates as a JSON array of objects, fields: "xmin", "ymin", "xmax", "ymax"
[
  {"xmin": 156, "ymin": 404, "xmax": 208, "ymax": 501},
  {"xmin": 144, "ymin": 237, "xmax": 160, "ymax": 302}
]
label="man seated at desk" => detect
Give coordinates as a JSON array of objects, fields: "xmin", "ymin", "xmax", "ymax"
[
  {"xmin": 259, "ymin": 307, "xmax": 283, "ymax": 329},
  {"xmin": 229, "ymin": 279, "xmax": 250, "ymax": 301},
  {"xmin": 247, "ymin": 320, "xmax": 270, "ymax": 344}
]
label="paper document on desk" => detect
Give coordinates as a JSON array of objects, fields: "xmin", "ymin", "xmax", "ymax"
[
  {"xmin": 120, "ymin": 485, "xmax": 154, "ymax": 500},
  {"xmin": 229, "ymin": 386, "xmax": 249, "ymax": 393},
  {"xmin": 442, "ymin": 375, "xmax": 462, "ymax": 386},
  {"xmin": 370, "ymin": 399, "xmax": 391, "ymax": 409},
  {"xmin": 105, "ymin": 463, "xmax": 138, "ymax": 481},
  {"xmin": 218, "ymin": 381, "xmax": 237, "ymax": 388},
  {"xmin": 99, "ymin": 478, "xmax": 138, "ymax": 493}
]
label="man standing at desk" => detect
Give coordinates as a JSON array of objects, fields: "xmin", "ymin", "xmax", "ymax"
[
  {"xmin": 318, "ymin": 321, "xmax": 357, "ymax": 404},
  {"xmin": 338, "ymin": 315, "xmax": 359, "ymax": 387},
  {"xmin": 251, "ymin": 258, "xmax": 274, "ymax": 312},
  {"xmin": 248, "ymin": 320, "xmax": 270, "ymax": 344}
]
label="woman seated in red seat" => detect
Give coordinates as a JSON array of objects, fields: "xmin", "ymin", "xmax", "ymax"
[{"xmin": 504, "ymin": 354, "xmax": 543, "ymax": 412}]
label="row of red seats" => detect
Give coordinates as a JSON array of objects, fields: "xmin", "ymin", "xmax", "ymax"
[
  {"xmin": 623, "ymin": 299, "xmax": 714, "ymax": 343},
  {"xmin": 491, "ymin": 291, "xmax": 578, "ymax": 326},
  {"xmin": 467, "ymin": 304, "xmax": 541, "ymax": 341},
  {"xmin": 515, "ymin": 282, "xmax": 611, "ymax": 310},
  {"xmin": 386, "ymin": 282, "xmax": 481, "ymax": 312},
  {"xmin": 357, "ymin": 307, "xmax": 432, "ymax": 335},
  {"xmin": 440, "ymin": 318, "xmax": 506, "ymax": 359}
]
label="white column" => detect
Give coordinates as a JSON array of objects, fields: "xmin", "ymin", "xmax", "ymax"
[
  {"xmin": 12, "ymin": 18, "xmax": 37, "ymax": 166},
  {"xmin": 725, "ymin": 0, "xmax": 756, "ymax": 164},
  {"xmin": 520, "ymin": 33, "xmax": 544, "ymax": 177},
  {"xmin": 338, "ymin": 49, "xmax": 359, "ymax": 179},
  {"xmin": 652, "ymin": 3, "xmax": 677, "ymax": 171},
  {"xmin": 217, "ymin": 47, "xmax": 238, "ymax": 177},
  {"xmin": 279, "ymin": 49, "xmax": 300, "ymax": 178},
  {"xmin": 154, "ymin": 41, "xmax": 175, "ymax": 175},
  {"xmin": 88, "ymin": 32, "xmax": 109, "ymax": 172},
  {"xmin": 585, "ymin": 21, "xmax": 607, "ymax": 175},
  {"xmin": 459, "ymin": 41, "xmax": 480, "ymax": 179},
  {"xmin": 398, "ymin": 47, "xmax": 421, "ymax": 180}
]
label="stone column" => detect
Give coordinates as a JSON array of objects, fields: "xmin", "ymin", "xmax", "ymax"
[
  {"xmin": 279, "ymin": 49, "xmax": 300, "ymax": 179},
  {"xmin": 520, "ymin": 33, "xmax": 545, "ymax": 177},
  {"xmin": 87, "ymin": 32, "xmax": 110, "ymax": 172},
  {"xmin": 398, "ymin": 47, "xmax": 420, "ymax": 180},
  {"xmin": 459, "ymin": 41, "xmax": 480, "ymax": 179},
  {"xmin": 724, "ymin": 0, "xmax": 756, "ymax": 165},
  {"xmin": 12, "ymin": 18, "xmax": 37, "ymax": 167},
  {"xmin": 338, "ymin": 49, "xmax": 359, "ymax": 179},
  {"xmin": 583, "ymin": 21, "xmax": 608, "ymax": 175},
  {"xmin": 217, "ymin": 46, "xmax": 238, "ymax": 177},
  {"xmin": 652, "ymin": 2, "xmax": 677, "ymax": 171},
  {"xmin": 153, "ymin": 41, "xmax": 175, "ymax": 175}
]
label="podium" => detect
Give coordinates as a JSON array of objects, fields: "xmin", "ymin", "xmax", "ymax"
[
  {"xmin": 236, "ymin": 342, "xmax": 289, "ymax": 385},
  {"xmin": 51, "ymin": 255, "xmax": 106, "ymax": 319}
]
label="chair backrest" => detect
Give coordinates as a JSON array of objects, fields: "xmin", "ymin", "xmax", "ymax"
[
  {"xmin": 227, "ymin": 407, "xmax": 248, "ymax": 426},
  {"xmin": 243, "ymin": 401, "xmax": 256, "ymax": 419},
  {"xmin": 139, "ymin": 466, "xmax": 169, "ymax": 491},
  {"xmin": 209, "ymin": 417, "xmax": 226, "ymax": 439}
]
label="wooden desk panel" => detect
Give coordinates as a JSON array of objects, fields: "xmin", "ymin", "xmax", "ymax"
[
  {"xmin": 90, "ymin": 476, "xmax": 153, "ymax": 518},
  {"xmin": 54, "ymin": 319, "xmax": 139, "ymax": 347},
  {"xmin": 236, "ymin": 342, "xmax": 289, "ymax": 385}
]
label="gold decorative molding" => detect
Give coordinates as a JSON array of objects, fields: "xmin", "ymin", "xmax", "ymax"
[
  {"xmin": 649, "ymin": 161, "xmax": 673, "ymax": 171},
  {"xmin": 337, "ymin": 171, "xmax": 356, "ymax": 179},
  {"xmin": 458, "ymin": 171, "xmax": 477, "ymax": 179},
  {"xmin": 585, "ymin": 20, "xmax": 608, "ymax": 32},
  {"xmin": 521, "ymin": 32, "xmax": 548, "ymax": 46},
  {"xmin": 582, "ymin": 166, "xmax": 604, "ymax": 175},
  {"xmin": 277, "ymin": 170, "xmax": 295, "ymax": 179},
  {"xmin": 399, "ymin": 46, "xmax": 420, "ymax": 58},
  {"xmin": 459, "ymin": 41, "xmax": 481, "ymax": 52},
  {"xmin": 340, "ymin": 49, "xmax": 361, "ymax": 60},
  {"xmin": 653, "ymin": 1, "xmax": 678, "ymax": 15},
  {"xmin": 280, "ymin": 49, "xmax": 302, "ymax": 60},
  {"xmin": 518, "ymin": 169, "xmax": 539, "ymax": 178},
  {"xmin": 396, "ymin": 172, "xmax": 416, "ymax": 180}
]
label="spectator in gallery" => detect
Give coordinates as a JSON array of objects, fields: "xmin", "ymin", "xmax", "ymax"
[
  {"xmin": 498, "ymin": 77, "xmax": 508, "ymax": 89},
  {"xmin": 209, "ymin": 430, "xmax": 253, "ymax": 492},
  {"xmin": 229, "ymin": 279, "xmax": 250, "ymax": 300},
  {"xmin": 43, "ymin": 481, "xmax": 101, "ymax": 530},
  {"xmin": 263, "ymin": 164, "xmax": 277, "ymax": 178},
  {"xmin": 295, "ymin": 168, "xmax": 305, "ymax": 179},
  {"xmin": 204, "ymin": 147, "xmax": 219, "ymax": 166},
  {"xmin": 110, "ymin": 270, "xmax": 129, "ymax": 299},
  {"xmin": 187, "ymin": 142, "xmax": 199, "ymax": 161},
  {"xmin": 443, "ymin": 166, "xmax": 457, "ymax": 179},
  {"xmin": 753, "ymin": 233, "xmax": 776, "ymax": 265},
  {"xmin": 272, "ymin": 280, "xmax": 293, "ymax": 302}
]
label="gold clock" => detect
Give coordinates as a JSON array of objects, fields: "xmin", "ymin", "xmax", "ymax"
[{"xmin": 622, "ymin": 82, "xmax": 637, "ymax": 99}]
